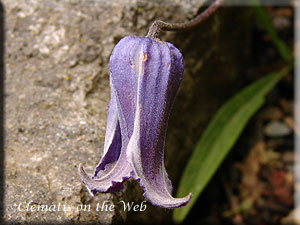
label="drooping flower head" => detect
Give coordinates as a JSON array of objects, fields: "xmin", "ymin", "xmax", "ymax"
[{"xmin": 79, "ymin": 36, "xmax": 192, "ymax": 208}]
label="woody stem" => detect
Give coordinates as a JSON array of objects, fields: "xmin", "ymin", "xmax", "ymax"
[{"xmin": 146, "ymin": 0, "xmax": 224, "ymax": 39}]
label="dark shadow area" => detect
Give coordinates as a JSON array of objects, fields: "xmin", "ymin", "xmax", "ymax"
[{"xmin": 0, "ymin": 1, "xmax": 4, "ymax": 223}]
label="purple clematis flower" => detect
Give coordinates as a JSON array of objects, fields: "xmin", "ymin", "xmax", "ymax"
[{"xmin": 79, "ymin": 36, "xmax": 192, "ymax": 208}]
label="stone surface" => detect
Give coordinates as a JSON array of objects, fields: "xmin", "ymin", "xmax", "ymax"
[
  {"xmin": 3, "ymin": 0, "xmax": 252, "ymax": 224},
  {"xmin": 264, "ymin": 120, "xmax": 292, "ymax": 137}
]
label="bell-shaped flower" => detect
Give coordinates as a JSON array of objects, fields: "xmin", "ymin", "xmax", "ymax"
[{"xmin": 79, "ymin": 36, "xmax": 192, "ymax": 208}]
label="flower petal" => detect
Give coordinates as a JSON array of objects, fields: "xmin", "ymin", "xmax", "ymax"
[
  {"xmin": 93, "ymin": 79, "xmax": 123, "ymax": 177},
  {"xmin": 79, "ymin": 36, "xmax": 146, "ymax": 195},
  {"xmin": 110, "ymin": 36, "xmax": 192, "ymax": 208},
  {"xmin": 79, "ymin": 81, "xmax": 132, "ymax": 194},
  {"xmin": 80, "ymin": 35, "xmax": 192, "ymax": 208}
]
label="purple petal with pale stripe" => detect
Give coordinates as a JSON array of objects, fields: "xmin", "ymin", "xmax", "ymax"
[
  {"xmin": 79, "ymin": 36, "xmax": 192, "ymax": 208},
  {"xmin": 79, "ymin": 80, "xmax": 132, "ymax": 194}
]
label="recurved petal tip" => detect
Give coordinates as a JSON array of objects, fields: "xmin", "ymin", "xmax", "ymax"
[
  {"xmin": 179, "ymin": 192, "xmax": 193, "ymax": 207},
  {"xmin": 142, "ymin": 188, "xmax": 192, "ymax": 209},
  {"xmin": 79, "ymin": 162, "xmax": 130, "ymax": 194},
  {"xmin": 168, "ymin": 192, "xmax": 193, "ymax": 208},
  {"xmin": 78, "ymin": 164, "xmax": 95, "ymax": 196}
]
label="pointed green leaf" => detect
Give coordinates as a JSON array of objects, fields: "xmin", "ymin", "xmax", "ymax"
[{"xmin": 173, "ymin": 66, "xmax": 290, "ymax": 223}]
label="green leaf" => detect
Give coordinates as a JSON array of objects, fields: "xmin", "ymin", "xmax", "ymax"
[
  {"xmin": 173, "ymin": 66, "xmax": 290, "ymax": 223},
  {"xmin": 250, "ymin": 0, "xmax": 292, "ymax": 62}
]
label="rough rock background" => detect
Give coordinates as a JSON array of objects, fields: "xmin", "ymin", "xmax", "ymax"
[{"xmin": 3, "ymin": 0, "xmax": 251, "ymax": 224}]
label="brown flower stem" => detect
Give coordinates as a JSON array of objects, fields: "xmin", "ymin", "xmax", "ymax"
[{"xmin": 146, "ymin": 0, "xmax": 224, "ymax": 39}]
